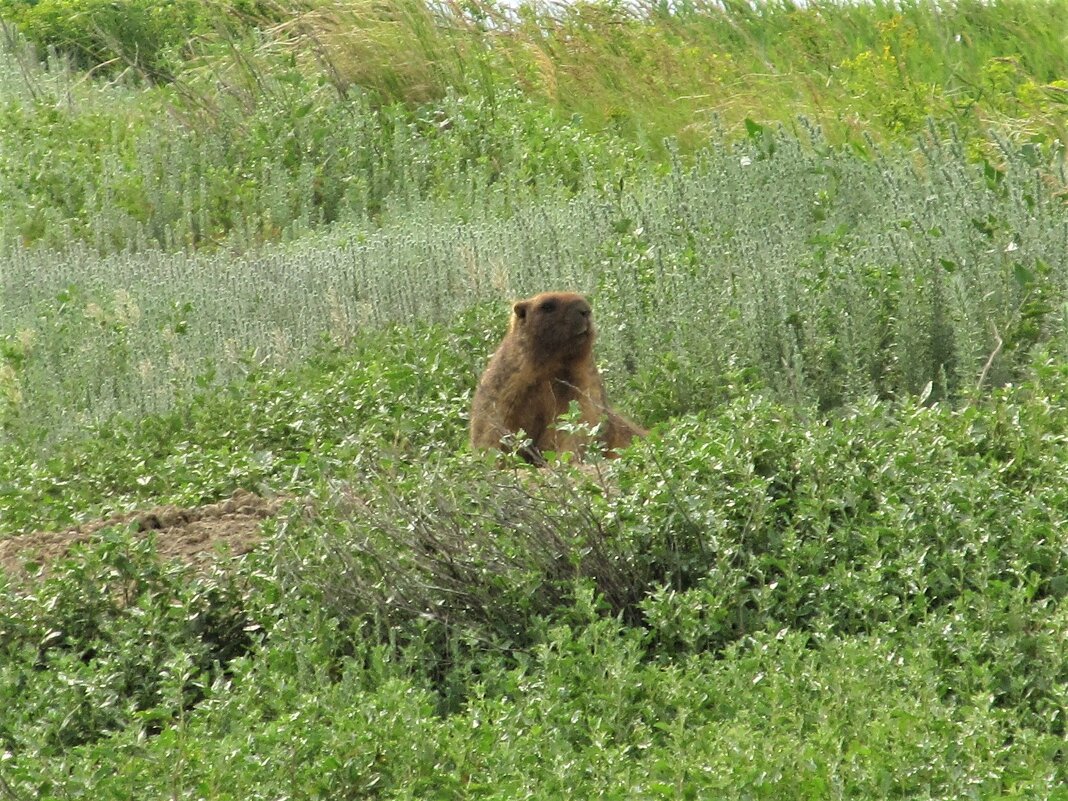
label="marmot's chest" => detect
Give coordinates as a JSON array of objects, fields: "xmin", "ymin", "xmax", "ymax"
[
  {"xmin": 544, "ymin": 367, "xmax": 580, "ymax": 397},
  {"xmin": 509, "ymin": 367, "xmax": 580, "ymax": 410}
]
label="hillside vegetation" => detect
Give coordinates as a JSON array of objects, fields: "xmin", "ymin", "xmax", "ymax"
[
  {"xmin": 2, "ymin": 0, "xmax": 1067, "ymax": 253},
  {"xmin": 1, "ymin": 1, "xmax": 1067, "ymax": 798}
]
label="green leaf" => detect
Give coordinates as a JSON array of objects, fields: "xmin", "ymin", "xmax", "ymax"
[{"xmin": 1013, "ymin": 262, "xmax": 1035, "ymax": 288}]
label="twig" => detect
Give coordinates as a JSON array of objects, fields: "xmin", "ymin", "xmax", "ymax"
[
  {"xmin": 974, "ymin": 322, "xmax": 1003, "ymax": 397},
  {"xmin": 1, "ymin": 20, "xmax": 42, "ymax": 104}
]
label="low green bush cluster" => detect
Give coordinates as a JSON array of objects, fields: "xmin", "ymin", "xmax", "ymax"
[
  {"xmin": 0, "ymin": 316, "xmax": 484, "ymax": 532},
  {"xmin": 0, "ymin": 0, "xmax": 272, "ymax": 79},
  {"xmin": 0, "ymin": 531, "xmax": 253, "ymax": 752},
  {"xmin": 1, "ymin": 330, "xmax": 1065, "ymax": 796}
]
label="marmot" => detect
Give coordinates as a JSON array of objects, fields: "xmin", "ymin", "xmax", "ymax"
[{"xmin": 470, "ymin": 291, "xmax": 646, "ymax": 463}]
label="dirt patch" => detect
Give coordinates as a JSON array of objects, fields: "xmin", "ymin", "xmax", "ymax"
[{"xmin": 0, "ymin": 489, "xmax": 287, "ymax": 576}]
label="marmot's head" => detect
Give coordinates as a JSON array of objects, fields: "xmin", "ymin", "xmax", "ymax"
[{"xmin": 510, "ymin": 291, "xmax": 595, "ymax": 365}]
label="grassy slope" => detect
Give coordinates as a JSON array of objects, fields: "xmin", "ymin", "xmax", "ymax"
[
  {"xmin": 1, "ymin": 0, "xmax": 1067, "ymax": 252},
  {"xmin": 1, "ymin": 1, "xmax": 1067, "ymax": 798}
]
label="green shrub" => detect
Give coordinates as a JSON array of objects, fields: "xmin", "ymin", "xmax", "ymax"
[
  {"xmin": 1, "ymin": 304, "xmax": 1065, "ymax": 798},
  {"xmin": 237, "ymin": 354, "xmax": 1068, "ymax": 736},
  {"xmin": 0, "ymin": 528, "xmax": 254, "ymax": 755},
  {"xmin": 0, "ymin": 0, "xmax": 270, "ymax": 80}
]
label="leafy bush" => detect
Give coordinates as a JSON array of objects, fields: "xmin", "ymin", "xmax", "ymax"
[
  {"xmin": 0, "ymin": 528, "xmax": 253, "ymax": 755},
  {"xmin": 245, "ymin": 350, "xmax": 1067, "ymax": 738},
  {"xmin": 0, "ymin": 0, "xmax": 270, "ymax": 80},
  {"xmin": 0, "ymin": 312, "xmax": 490, "ymax": 535},
  {"xmin": 0, "ymin": 303, "xmax": 1065, "ymax": 797}
]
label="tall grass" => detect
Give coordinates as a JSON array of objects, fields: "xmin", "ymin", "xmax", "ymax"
[
  {"xmin": 0, "ymin": 17, "xmax": 636, "ymax": 253},
  {"xmin": 3, "ymin": 124, "xmax": 1066, "ymax": 444},
  {"xmin": 2, "ymin": 0, "xmax": 1067, "ymax": 253},
  {"xmin": 495, "ymin": 0, "xmax": 1068, "ymax": 148}
]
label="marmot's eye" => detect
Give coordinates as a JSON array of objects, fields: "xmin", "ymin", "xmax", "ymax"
[{"xmin": 539, "ymin": 300, "xmax": 557, "ymax": 312}]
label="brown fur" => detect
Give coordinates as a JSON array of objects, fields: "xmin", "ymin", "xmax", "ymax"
[{"xmin": 470, "ymin": 291, "xmax": 646, "ymax": 463}]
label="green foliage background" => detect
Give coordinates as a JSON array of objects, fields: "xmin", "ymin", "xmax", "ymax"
[{"xmin": 1, "ymin": 1, "xmax": 1067, "ymax": 798}]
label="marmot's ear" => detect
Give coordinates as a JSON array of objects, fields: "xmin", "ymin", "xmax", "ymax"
[{"xmin": 512, "ymin": 300, "xmax": 529, "ymax": 320}]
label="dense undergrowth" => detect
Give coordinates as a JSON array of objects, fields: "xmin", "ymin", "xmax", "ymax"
[
  {"xmin": 1, "ymin": 322, "xmax": 1066, "ymax": 797},
  {"xmin": 2, "ymin": 0, "xmax": 1068, "ymax": 798}
]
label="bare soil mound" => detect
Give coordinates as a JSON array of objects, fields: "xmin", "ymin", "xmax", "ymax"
[{"xmin": 0, "ymin": 489, "xmax": 286, "ymax": 576}]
